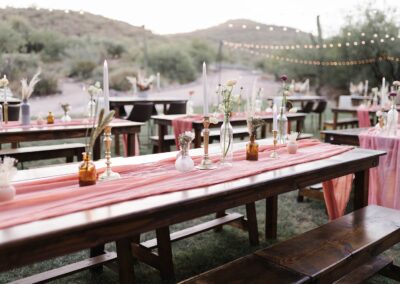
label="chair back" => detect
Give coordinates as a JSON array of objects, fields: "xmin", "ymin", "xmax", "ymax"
[
  {"xmin": 166, "ymin": 101, "xmax": 187, "ymax": 115},
  {"xmin": 312, "ymin": 100, "xmax": 327, "ymax": 114},
  {"xmin": 338, "ymin": 96, "xmax": 352, "ymax": 108},
  {"xmin": 300, "ymin": 101, "xmax": 315, "ymax": 113},
  {"xmin": 127, "ymin": 102, "xmax": 154, "ymax": 122},
  {"xmin": 8, "ymin": 104, "xmax": 21, "ymax": 121}
]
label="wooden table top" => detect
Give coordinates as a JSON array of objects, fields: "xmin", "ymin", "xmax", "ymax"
[
  {"xmin": 331, "ymin": 106, "xmax": 400, "ymax": 113},
  {"xmin": 350, "ymin": 95, "xmax": 373, "ymax": 101},
  {"xmin": 109, "ymin": 96, "xmax": 188, "ymax": 104},
  {"xmin": 0, "ymin": 138, "xmax": 385, "ymax": 271},
  {"xmin": 321, "ymin": 128, "xmax": 367, "ymax": 146}
]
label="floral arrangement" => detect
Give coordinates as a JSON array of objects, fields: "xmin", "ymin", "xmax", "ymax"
[
  {"xmin": 126, "ymin": 76, "xmax": 137, "ymax": 89},
  {"xmin": 232, "ymin": 87, "xmax": 244, "ymax": 113},
  {"xmin": 388, "ymin": 91, "xmax": 397, "ymax": 104},
  {"xmin": 246, "ymin": 116, "xmax": 265, "ymax": 136},
  {"xmin": 0, "ymin": 75, "xmax": 9, "ymax": 88},
  {"xmin": 88, "ymin": 82, "xmax": 102, "ymax": 98},
  {"xmin": 86, "ymin": 108, "xmax": 115, "ymax": 155},
  {"xmin": 61, "ymin": 103, "xmax": 71, "ymax": 113},
  {"xmin": 0, "ymin": 157, "xmax": 17, "ymax": 186},
  {"xmin": 20, "ymin": 70, "xmax": 41, "ymax": 101},
  {"xmin": 218, "ymin": 80, "xmax": 237, "ymax": 117},
  {"xmin": 178, "ymin": 131, "xmax": 194, "ymax": 149},
  {"xmin": 280, "ymin": 75, "xmax": 291, "ymax": 110}
]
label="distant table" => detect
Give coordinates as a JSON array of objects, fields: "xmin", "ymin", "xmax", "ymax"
[
  {"xmin": 0, "ymin": 140, "xmax": 384, "ymax": 283},
  {"xmin": 350, "ymin": 94, "xmax": 373, "ymax": 104},
  {"xmin": 330, "ymin": 106, "xmax": 381, "ymax": 130},
  {"xmin": 109, "ymin": 96, "xmax": 188, "ymax": 115},
  {"xmin": 266, "ymin": 95, "xmax": 325, "ymax": 108},
  {"xmin": 321, "ymin": 128, "xmax": 366, "ymax": 146},
  {"xmin": 0, "ymin": 119, "xmax": 143, "ymax": 159},
  {"xmin": 152, "ymin": 113, "xmax": 306, "ymax": 152},
  {"xmin": 0, "ymin": 97, "xmax": 21, "ymax": 105}
]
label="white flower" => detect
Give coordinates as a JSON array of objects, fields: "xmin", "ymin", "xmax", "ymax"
[
  {"xmin": 289, "ymin": 107, "xmax": 298, "ymax": 113},
  {"xmin": 0, "ymin": 75, "xmax": 9, "ymax": 88},
  {"xmin": 283, "ymin": 90, "xmax": 291, "ymax": 96},
  {"xmin": 376, "ymin": 110, "xmax": 383, "ymax": 117},
  {"xmin": 88, "ymin": 83, "xmax": 103, "ymax": 96},
  {"xmin": 393, "ymin": 81, "xmax": 400, "ymax": 87},
  {"xmin": 209, "ymin": 116, "xmax": 218, "ymax": 124},
  {"xmin": 226, "ymin": 80, "xmax": 237, "ymax": 87}
]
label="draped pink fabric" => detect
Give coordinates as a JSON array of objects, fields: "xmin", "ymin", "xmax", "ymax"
[
  {"xmin": 0, "ymin": 139, "xmax": 352, "ymax": 229},
  {"xmin": 322, "ymin": 175, "xmax": 354, "ymax": 220},
  {"xmin": 357, "ymin": 107, "xmax": 371, "ymax": 128},
  {"xmin": 359, "ymin": 127, "xmax": 400, "ymax": 209},
  {"xmin": 172, "ymin": 115, "xmax": 203, "ymax": 147}
]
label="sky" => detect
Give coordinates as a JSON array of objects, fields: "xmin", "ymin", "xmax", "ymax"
[{"xmin": 0, "ymin": 0, "xmax": 397, "ymax": 35}]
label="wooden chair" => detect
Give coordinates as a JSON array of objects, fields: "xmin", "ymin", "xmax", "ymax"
[{"xmin": 166, "ymin": 101, "xmax": 187, "ymax": 115}]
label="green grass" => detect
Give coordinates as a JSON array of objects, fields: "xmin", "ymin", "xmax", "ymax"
[{"xmin": 2, "ymin": 108, "xmax": 399, "ymax": 283}]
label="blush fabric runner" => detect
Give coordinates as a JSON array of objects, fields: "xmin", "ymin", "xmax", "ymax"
[
  {"xmin": 359, "ymin": 127, "xmax": 400, "ymax": 209},
  {"xmin": 172, "ymin": 115, "xmax": 203, "ymax": 147},
  {"xmin": 0, "ymin": 139, "xmax": 353, "ymax": 229},
  {"xmin": 357, "ymin": 107, "xmax": 371, "ymax": 128}
]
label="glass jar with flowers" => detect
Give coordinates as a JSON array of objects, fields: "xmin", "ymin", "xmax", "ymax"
[
  {"xmin": 277, "ymin": 75, "xmax": 291, "ymax": 144},
  {"xmin": 175, "ymin": 131, "xmax": 195, "ymax": 172},
  {"xmin": 246, "ymin": 117, "xmax": 265, "ymax": 161},
  {"xmin": 218, "ymin": 80, "xmax": 237, "ymax": 165},
  {"xmin": 87, "ymin": 83, "xmax": 102, "ymax": 120},
  {"xmin": 386, "ymin": 91, "xmax": 398, "ymax": 136},
  {"xmin": 20, "ymin": 70, "xmax": 41, "ymax": 126},
  {"xmin": 186, "ymin": 90, "xmax": 195, "ymax": 115},
  {"xmin": 61, "ymin": 103, "xmax": 72, "ymax": 122}
]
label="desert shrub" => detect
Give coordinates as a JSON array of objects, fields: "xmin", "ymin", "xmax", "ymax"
[
  {"xmin": 66, "ymin": 44, "xmax": 103, "ymax": 79},
  {"xmin": 109, "ymin": 67, "xmax": 137, "ymax": 91},
  {"xmin": 148, "ymin": 45, "xmax": 196, "ymax": 83},
  {"xmin": 104, "ymin": 41, "xmax": 126, "ymax": 59},
  {"xmin": 189, "ymin": 39, "xmax": 217, "ymax": 69},
  {"xmin": 26, "ymin": 30, "xmax": 66, "ymax": 61},
  {"xmin": 69, "ymin": 60, "xmax": 97, "ymax": 79},
  {"xmin": 33, "ymin": 74, "xmax": 59, "ymax": 96},
  {"xmin": 0, "ymin": 53, "xmax": 39, "ymax": 81},
  {"xmin": 0, "ymin": 23, "xmax": 25, "ymax": 53}
]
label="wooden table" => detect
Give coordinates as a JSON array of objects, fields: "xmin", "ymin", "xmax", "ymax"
[
  {"xmin": 109, "ymin": 96, "xmax": 188, "ymax": 115},
  {"xmin": 322, "ymin": 128, "xmax": 366, "ymax": 146},
  {"xmin": 152, "ymin": 113, "xmax": 306, "ymax": 152},
  {"xmin": 0, "ymin": 140, "xmax": 384, "ymax": 283},
  {"xmin": 0, "ymin": 120, "xmax": 143, "ymax": 160},
  {"xmin": 0, "ymin": 97, "xmax": 21, "ymax": 105}
]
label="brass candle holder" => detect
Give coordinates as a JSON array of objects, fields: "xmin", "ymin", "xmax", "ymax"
[
  {"xmin": 3, "ymin": 101, "xmax": 8, "ymax": 124},
  {"xmin": 270, "ymin": 130, "xmax": 279, "ymax": 158},
  {"xmin": 196, "ymin": 116, "xmax": 217, "ymax": 170},
  {"xmin": 99, "ymin": 126, "xmax": 121, "ymax": 181}
]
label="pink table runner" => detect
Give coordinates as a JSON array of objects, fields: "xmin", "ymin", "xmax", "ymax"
[
  {"xmin": 359, "ymin": 127, "xmax": 400, "ymax": 209},
  {"xmin": 0, "ymin": 139, "xmax": 352, "ymax": 229},
  {"xmin": 357, "ymin": 107, "xmax": 371, "ymax": 128}
]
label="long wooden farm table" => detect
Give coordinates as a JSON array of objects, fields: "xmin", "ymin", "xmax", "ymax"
[{"xmin": 0, "ymin": 140, "xmax": 384, "ymax": 283}]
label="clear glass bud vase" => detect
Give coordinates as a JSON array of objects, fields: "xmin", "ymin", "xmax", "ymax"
[
  {"xmin": 220, "ymin": 115, "xmax": 234, "ymax": 165},
  {"xmin": 175, "ymin": 143, "xmax": 194, "ymax": 172},
  {"xmin": 277, "ymin": 107, "xmax": 288, "ymax": 144},
  {"xmin": 387, "ymin": 104, "xmax": 398, "ymax": 136}
]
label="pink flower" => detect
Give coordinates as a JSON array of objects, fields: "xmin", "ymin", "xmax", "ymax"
[
  {"xmin": 389, "ymin": 92, "xmax": 397, "ymax": 98},
  {"xmin": 280, "ymin": 75, "xmax": 288, "ymax": 82}
]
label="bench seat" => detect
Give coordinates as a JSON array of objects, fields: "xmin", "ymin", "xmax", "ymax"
[
  {"xmin": 0, "ymin": 143, "xmax": 86, "ymax": 163},
  {"xmin": 323, "ymin": 118, "xmax": 359, "ymax": 129}
]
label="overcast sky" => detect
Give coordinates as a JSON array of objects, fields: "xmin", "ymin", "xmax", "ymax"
[{"xmin": 0, "ymin": 0, "xmax": 397, "ymax": 35}]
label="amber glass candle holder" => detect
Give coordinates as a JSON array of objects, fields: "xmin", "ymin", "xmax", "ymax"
[
  {"xmin": 246, "ymin": 133, "xmax": 259, "ymax": 161},
  {"xmin": 47, "ymin": 111, "xmax": 55, "ymax": 124},
  {"xmin": 79, "ymin": 152, "xmax": 97, "ymax": 187}
]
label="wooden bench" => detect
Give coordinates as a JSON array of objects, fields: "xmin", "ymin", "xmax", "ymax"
[
  {"xmin": 150, "ymin": 127, "xmax": 250, "ymax": 153},
  {"xmin": 323, "ymin": 118, "xmax": 359, "ymax": 130},
  {"xmin": 181, "ymin": 206, "xmax": 400, "ymax": 284},
  {"xmin": 0, "ymin": 143, "xmax": 86, "ymax": 163}
]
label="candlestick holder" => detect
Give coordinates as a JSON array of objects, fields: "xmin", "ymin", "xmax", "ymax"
[
  {"xmin": 99, "ymin": 126, "xmax": 121, "ymax": 181},
  {"xmin": 196, "ymin": 116, "xmax": 217, "ymax": 170},
  {"xmin": 270, "ymin": 130, "xmax": 279, "ymax": 158},
  {"xmin": 3, "ymin": 101, "xmax": 8, "ymax": 124}
]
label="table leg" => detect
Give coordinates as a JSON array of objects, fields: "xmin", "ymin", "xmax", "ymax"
[
  {"xmin": 194, "ymin": 128, "xmax": 202, "ymax": 148},
  {"xmin": 93, "ymin": 138, "xmax": 101, "ymax": 160},
  {"xmin": 116, "ymin": 238, "xmax": 135, "ymax": 284},
  {"xmin": 245, "ymin": 203, "xmax": 259, "ymax": 245},
  {"xmin": 214, "ymin": 211, "xmax": 226, "ymax": 232},
  {"xmin": 90, "ymin": 244, "xmax": 105, "ymax": 274},
  {"xmin": 156, "ymin": 227, "xmax": 175, "ymax": 281},
  {"xmin": 127, "ymin": 133, "xmax": 137, "ymax": 156},
  {"xmin": 265, "ymin": 196, "xmax": 278, "ymax": 239},
  {"xmin": 287, "ymin": 121, "xmax": 292, "ymax": 134},
  {"xmin": 261, "ymin": 124, "xmax": 267, "ymax": 138},
  {"xmin": 158, "ymin": 124, "xmax": 167, "ymax": 153},
  {"xmin": 296, "ymin": 118, "xmax": 303, "ymax": 133},
  {"xmin": 163, "ymin": 104, "xmax": 168, "ymax": 114},
  {"xmin": 333, "ymin": 111, "xmax": 338, "ymax": 130},
  {"xmin": 354, "ymin": 169, "xmax": 369, "ymax": 210},
  {"xmin": 115, "ymin": 135, "xmax": 121, "ymax": 156}
]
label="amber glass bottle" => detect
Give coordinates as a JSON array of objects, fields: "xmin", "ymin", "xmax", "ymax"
[
  {"xmin": 246, "ymin": 133, "xmax": 259, "ymax": 161},
  {"xmin": 79, "ymin": 152, "xmax": 97, "ymax": 186},
  {"xmin": 47, "ymin": 112, "xmax": 55, "ymax": 124}
]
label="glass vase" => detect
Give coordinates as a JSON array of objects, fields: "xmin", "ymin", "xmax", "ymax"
[
  {"xmin": 87, "ymin": 97, "xmax": 96, "ymax": 119},
  {"xmin": 21, "ymin": 99, "xmax": 30, "ymax": 126},
  {"xmin": 61, "ymin": 111, "xmax": 72, "ymax": 122},
  {"xmin": 387, "ymin": 104, "xmax": 398, "ymax": 136},
  {"xmin": 220, "ymin": 115, "xmax": 234, "ymax": 165},
  {"xmin": 79, "ymin": 152, "xmax": 97, "ymax": 187},
  {"xmin": 277, "ymin": 107, "xmax": 288, "ymax": 144},
  {"xmin": 246, "ymin": 133, "xmax": 259, "ymax": 161},
  {"xmin": 0, "ymin": 184, "xmax": 15, "ymax": 202},
  {"xmin": 175, "ymin": 144, "xmax": 194, "ymax": 172},
  {"xmin": 186, "ymin": 97, "xmax": 194, "ymax": 115}
]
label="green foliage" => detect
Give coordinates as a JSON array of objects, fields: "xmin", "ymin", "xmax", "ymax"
[
  {"xmin": 148, "ymin": 45, "xmax": 197, "ymax": 83},
  {"xmin": 109, "ymin": 67, "xmax": 137, "ymax": 91},
  {"xmin": 0, "ymin": 23, "xmax": 25, "ymax": 53},
  {"xmin": 66, "ymin": 43, "xmax": 104, "ymax": 79},
  {"xmin": 26, "ymin": 30, "xmax": 66, "ymax": 61},
  {"xmin": 104, "ymin": 41, "xmax": 126, "ymax": 59},
  {"xmin": 189, "ymin": 39, "xmax": 217, "ymax": 69},
  {"xmin": 33, "ymin": 73, "xmax": 59, "ymax": 96}
]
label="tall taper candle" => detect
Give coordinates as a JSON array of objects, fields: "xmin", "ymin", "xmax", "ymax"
[
  {"xmin": 103, "ymin": 60, "xmax": 110, "ymax": 114},
  {"xmin": 364, "ymin": 80, "xmax": 368, "ymax": 96},
  {"xmin": 272, "ymin": 104, "xmax": 278, "ymax": 131},
  {"xmin": 381, "ymin": 77, "xmax": 386, "ymax": 107},
  {"xmin": 202, "ymin": 62, "xmax": 209, "ymax": 116}
]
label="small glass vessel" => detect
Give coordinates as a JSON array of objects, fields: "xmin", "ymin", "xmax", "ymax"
[
  {"xmin": 87, "ymin": 96, "xmax": 96, "ymax": 119},
  {"xmin": 220, "ymin": 114, "xmax": 234, "ymax": 165},
  {"xmin": 0, "ymin": 184, "xmax": 15, "ymax": 202},
  {"xmin": 246, "ymin": 133, "xmax": 259, "ymax": 161},
  {"xmin": 79, "ymin": 152, "xmax": 97, "ymax": 187},
  {"xmin": 47, "ymin": 112, "xmax": 55, "ymax": 124},
  {"xmin": 277, "ymin": 107, "xmax": 288, "ymax": 144},
  {"xmin": 387, "ymin": 104, "xmax": 398, "ymax": 136},
  {"xmin": 61, "ymin": 106, "xmax": 72, "ymax": 122},
  {"xmin": 175, "ymin": 143, "xmax": 194, "ymax": 172}
]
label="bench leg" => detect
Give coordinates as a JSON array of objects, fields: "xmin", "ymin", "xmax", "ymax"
[
  {"xmin": 90, "ymin": 244, "xmax": 105, "ymax": 274},
  {"xmin": 354, "ymin": 169, "xmax": 369, "ymax": 210},
  {"xmin": 156, "ymin": 227, "xmax": 175, "ymax": 282},
  {"xmin": 116, "ymin": 238, "xmax": 135, "ymax": 284},
  {"xmin": 66, "ymin": 156, "xmax": 74, "ymax": 163},
  {"xmin": 214, "ymin": 211, "xmax": 226, "ymax": 232},
  {"xmin": 245, "ymin": 203, "xmax": 259, "ymax": 245},
  {"xmin": 265, "ymin": 196, "xmax": 278, "ymax": 239}
]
